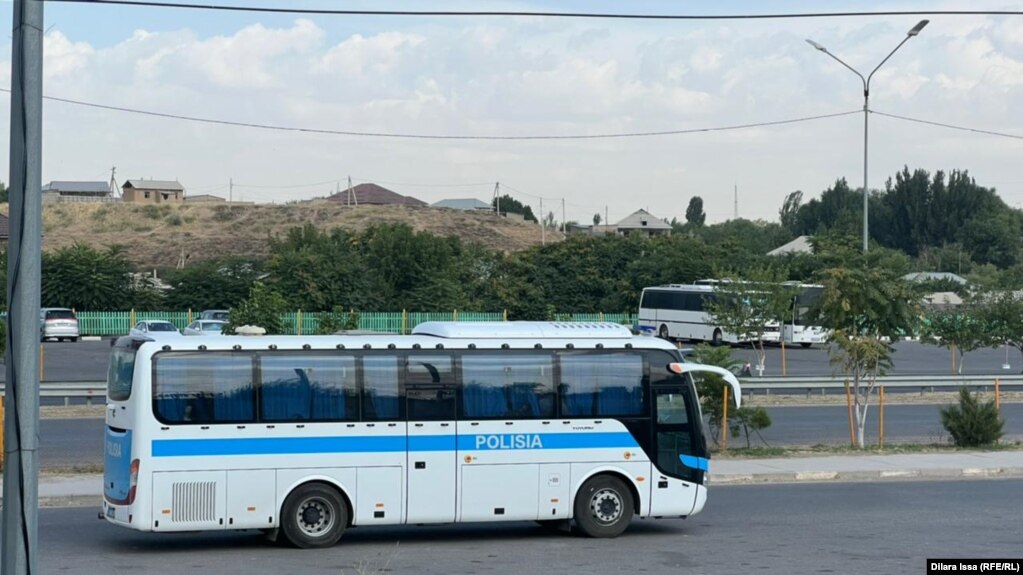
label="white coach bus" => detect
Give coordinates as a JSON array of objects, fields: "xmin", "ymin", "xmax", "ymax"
[
  {"xmin": 637, "ymin": 284, "xmax": 780, "ymax": 345},
  {"xmin": 102, "ymin": 322, "xmax": 740, "ymax": 548}
]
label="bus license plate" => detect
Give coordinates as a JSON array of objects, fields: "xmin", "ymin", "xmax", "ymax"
[{"xmin": 106, "ymin": 506, "xmax": 116, "ymax": 519}]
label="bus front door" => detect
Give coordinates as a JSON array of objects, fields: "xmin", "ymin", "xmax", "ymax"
[
  {"xmin": 405, "ymin": 383, "xmax": 457, "ymax": 524},
  {"xmin": 650, "ymin": 386, "xmax": 702, "ymax": 516}
]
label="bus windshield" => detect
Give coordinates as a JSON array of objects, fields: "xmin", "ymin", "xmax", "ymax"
[{"xmin": 107, "ymin": 348, "xmax": 137, "ymax": 401}]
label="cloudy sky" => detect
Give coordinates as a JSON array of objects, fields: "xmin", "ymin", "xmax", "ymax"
[{"xmin": 1, "ymin": 0, "xmax": 1022, "ymax": 225}]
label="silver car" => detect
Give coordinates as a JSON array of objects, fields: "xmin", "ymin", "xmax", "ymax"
[
  {"xmin": 183, "ymin": 320, "xmax": 227, "ymax": 336},
  {"xmin": 40, "ymin": 308, "xmax": 80, "ymax": 342},
  {"xmin": 129, "ymin": 320, "xmax": 183, "ymax": 338}
]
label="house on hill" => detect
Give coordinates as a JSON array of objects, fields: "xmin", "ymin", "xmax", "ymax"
[
  {"xmin": 122, "ymin": 179, "xmax": 185, "ymax": 204},
  {"xmin": 611, "ymin": 209, "xmax": 672, "ymax": 237},
  {"xmin": 42, "ymin": 181, "xmax": 115, "ymax": 203},
  {"xmin": 432, "ymin": 198, "xmax": 493, "ymax": 212},
  {"xmin": 326, "ymin": 183, "xmax": 426, "ymax": 207},
  {"xmin": 768, "ymin": 235, "xmax": 814, "ymax": 256},
  {"xmin": 185, "ymin": 194, "xmax": 227, "ymax": 203}
]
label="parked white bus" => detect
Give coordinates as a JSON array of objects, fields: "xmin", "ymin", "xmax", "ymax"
[
  {"xmin": 781, "ymin": 282, "xmax": 830, "ymax": 347},
  {"xmin": 637, "ymin": 284, "xmax": 781, "ymax": 345},
  {"xmin": 102, "ymin": 322, "xmax": 741, "ymax": 548}
]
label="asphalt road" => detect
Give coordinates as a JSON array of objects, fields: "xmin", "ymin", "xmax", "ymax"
[
  {"xmin": 3, "ymin": 338, "xmax": 1022, "ymax": 384},
  {"xmin": 37, "ymin": 404, "xmax": 1023, "ymax": 469},
  {"xmin": 35, "ymin": 479, "xmax": 1023, "ymax": 574}
]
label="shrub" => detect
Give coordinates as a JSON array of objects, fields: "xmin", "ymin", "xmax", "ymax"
[
  {"xmin": 730, "ymin": 406, "xmax": 772, "ymax": 449},
  {"xmin": 940, "ymin": 387, "xmax": 1005, "ymax": 447},
  {"xmin": 166, "ymin": 213, "xmax": 183, "ymax": 226}
]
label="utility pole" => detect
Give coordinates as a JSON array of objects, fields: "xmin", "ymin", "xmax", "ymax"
[
  {"xmin": 4, "ymin": 2, "xmax": 43, "ymax": 575},
  {"xmin": 493, "ymin": 181, "xmax": 500, "ymax": 215},
  {"xmin": 347, "ymin": 176, "xmax": 357, "ymax": 207},
  {"xmin": 540, "ymin": 197, "xmax": 545, "ymax": 246},
  {"xmin": 605, "ymin": 205, "xmax": 609, "ymax": 230},
  {"xmin": 733, "ymin": 183, "xmax": 738, "ymax": 220},
  {"xmin": 109, "ymin": 166, "xmax": 118, "ymax": 198},
  {"xmin": 561, "ymin": 198, "xmax": 566, "ymax": 234},
  {"xmin": 229, "ymin": 178, "xmax": 233, "ymax": 203}
]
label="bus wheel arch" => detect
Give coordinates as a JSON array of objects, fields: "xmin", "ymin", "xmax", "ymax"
[
  {"xmin": 572, "ymin": 471, "xmax": 638, "ymax": 538},
  {"xmin": 711, "ymin": 329, "xmax": 723, "ymax": 346},
  {"xmin": 279, "ymin": 480, "xmax": 353, "ymax": 549},
  {"xmin": 658, "ymin": 324, "xmax": 670, "ymax": 341}
]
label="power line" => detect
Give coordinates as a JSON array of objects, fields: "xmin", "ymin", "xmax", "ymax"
[
  {"xmin": 872, "ymin": 110, "xmax": 1023, "ymax": 141},
  {"xmin": 40, "ymin": 1, "xmax": 1023, "ymax": 19},
  {"xmin": 232, "ymin": 179, "xmax": 338, "ymax": 189},
  {"xmin": 0, "ymin": 87, "xmax": 860, "ymax": 141}
]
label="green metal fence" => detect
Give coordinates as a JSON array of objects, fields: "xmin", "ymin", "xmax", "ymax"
[{"xmin": 75, "ymin": 311, "xmax": 639, "ymax": 336}]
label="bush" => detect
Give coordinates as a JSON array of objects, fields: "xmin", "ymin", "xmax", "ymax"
[
  {"xmin": 225, "ymin": 284, "xmax": 287, "ymax": 335},
  {"xmin": 730, "ymin": 406, "xmax": 772, "ymax": 449},
  {"xmin": 940, "ymin": 387, "xmax": 1004, "ymax": 447},
  {"xmin": 166, "ymin": 213, "xmax": 183, "ymax": 226}
]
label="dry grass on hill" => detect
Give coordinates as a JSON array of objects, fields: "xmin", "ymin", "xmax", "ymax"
[{"xmin": 27, "ymin": 202, "xmax": 561, "ymax": 269}]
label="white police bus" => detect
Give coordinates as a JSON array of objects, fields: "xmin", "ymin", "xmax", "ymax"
[{"xmin": 102, "ymin": 322, "xmax": 740, "ymax": 548}]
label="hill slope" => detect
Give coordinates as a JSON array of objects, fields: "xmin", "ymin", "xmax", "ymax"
[{"xmin": 32, "ymin": 202, "xmax": 560, "ymax": 269}]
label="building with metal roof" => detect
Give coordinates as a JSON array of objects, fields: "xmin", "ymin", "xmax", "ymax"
[
  {"xmin": 767, "ymin": 235, "xmax": 814, "ymax": 256},
  {"xmin": 431, "ymin": 198, "xmax": 493, "ymax": 212},
  {"xmin": 122, "ymin": 179, "xmax": 185, "ymax": 204},
  {"xmin": 41, "ymin": 180, "xmax": 115, "ymax": 203},
  {"xmin": 611, "ymin": 209, "xmax": 672, "ymax": 237}
]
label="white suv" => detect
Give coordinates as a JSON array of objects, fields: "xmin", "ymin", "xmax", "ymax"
[{"xmin": 41, "ymin": 308, "xmax": 80, "ymax": 342}]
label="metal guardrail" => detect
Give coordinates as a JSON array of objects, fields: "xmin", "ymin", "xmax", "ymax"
[
  {"xmin": 742, "ymin": 374, "xmax": 1023, "ymax": 395},
  {"xmin": 2, "ymin": 374, "xmax": 1020, "ymax": 405}
]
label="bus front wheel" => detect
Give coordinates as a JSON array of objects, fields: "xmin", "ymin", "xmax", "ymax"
[
  {"xmin": 658, "ymin": 325, "xmax": 671, "ymax": 341},
  {"xmin": 573, "ymin": 475, "xmax": 634, "ymax": 538},
  {"xmin": 280, "ymin": 483, "xmax": 348, "ymax": 549}
]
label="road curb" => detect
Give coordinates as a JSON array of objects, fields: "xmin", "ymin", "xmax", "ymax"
[{"xmin": 713, "ymin": 467, "xmax": 1023, "ymax": 484}]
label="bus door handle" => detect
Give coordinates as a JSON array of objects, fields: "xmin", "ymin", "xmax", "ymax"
[{"xmin": 415, "ymin": 461, "xmax": 426, "ymax": 470}]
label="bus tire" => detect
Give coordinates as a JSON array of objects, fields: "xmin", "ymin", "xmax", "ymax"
[
  {"xmin": 573, "ymin": 475, "xmax": 634, "ymax": 538},
  {"xmin": 658, "ymin": 324, "xmax": 671, "ymax": 341},
  {"xmin": 280, "ymin": 483, "xmax": 348, "ymax": 549},
  {"xmin": 711, "ymin": 329, "xmax": 723, "ymax": 347}
]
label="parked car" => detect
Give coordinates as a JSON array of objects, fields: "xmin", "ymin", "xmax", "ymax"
[
  {"xmin": 40, "ymin": 308, "xmax": 80, "ymax": 342},
  {"xmin": 199, "ymin": 309, "xmax": 230, "ymax": 321},
  {"xmin": 129, "ymin": 320, "xmax": 183, "ymax": 338},
  {"xmin": 183, "ymin": 320, "xmax": 227, "ymax": 336}
]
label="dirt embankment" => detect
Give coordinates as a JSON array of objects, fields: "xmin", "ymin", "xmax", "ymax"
[{"xmin": 29, "ymin": 202, "xmax": 561, "ymax": 269}]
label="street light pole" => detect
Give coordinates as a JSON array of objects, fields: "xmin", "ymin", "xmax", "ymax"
[{"xmin": 807, "ymin": 19, "xmax": 928, "ymax": 252}]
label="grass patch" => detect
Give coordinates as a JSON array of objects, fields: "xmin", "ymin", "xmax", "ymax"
[{"xmin": 713, "ymin": 440, "xmax": 1023, "ymax": 458}]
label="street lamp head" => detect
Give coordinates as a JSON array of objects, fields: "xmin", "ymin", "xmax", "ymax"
[
  {"xmin": 907, "ymin": 20, "xmax": 929, "ymax": 37},
  {"xmin": 805, "ymin": 38, "xmax": 827, "ymax": 51}
]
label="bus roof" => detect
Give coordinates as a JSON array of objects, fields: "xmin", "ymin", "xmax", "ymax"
[{"xmin": 412, "ymin": 321, "xmax": 633, "ymax": 339}]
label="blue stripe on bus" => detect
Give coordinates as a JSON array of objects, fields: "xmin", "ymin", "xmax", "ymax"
[
  {"xmin": 680, "ymin": 454, "xmax": 709, "ymax": 471},
  {"xmin": 152, "ymin": 432, "xmax": 639, "ymax": 457}
]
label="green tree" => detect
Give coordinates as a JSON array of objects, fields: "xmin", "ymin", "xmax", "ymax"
[
  {"xmin": 705, "ymin": 270, "xmax": 797, "ymax": 375},
  {"xmin": 812, "ymin": 267, "xmax": 919, "ymax": 448},
  {"xmin": 940, "ymin": 387, "xmax": 1005, "ymax": 447},
  {"xmin": 685, "ymin": 196, "xmax": 705, "ymax": 227},
  {"xmin": 919, "ymin": 305, "xmax": 992, "ymax": 374},
  {"xmin": 690, "ymin": 344, "xmax": 741, "ymax": 446},
  {"xmin": 41, "ymin": 244, "xmax": 136, "ymax": 310},
  {"xmin": 492, "ymin": 194, "xmax": 537, "ymax": 222},
  {"xmin": 267, "ymin": 224, "xmax": 378, "ymax": 311},
  {"xmin": 977, "ymin": 291, "xmax": 1023, "ymax": 373},
  {"xmin": 779, "ymin": 190, "xmax": 803, "ymax": 234},
  {"xmin": 730, "ymin": 406, "xmax": 772, "ymax": 449},
  {"xmin": 163, "ymin": 257, "xmax": 264, "ymax": 310},
  {"xmin": 0, "ymin": 181, "xmax": 8, "ymax": 203},
  {"xmin": 225, "ymin": 283, "xmax": 288, "ymax": 335},
  {"xmin": 592, "ymin": 213, "xmax": 602, "ymax": 226},
  {"xmin": 317, "ymin": 307, "xmax": 360, "ymax": 334}
]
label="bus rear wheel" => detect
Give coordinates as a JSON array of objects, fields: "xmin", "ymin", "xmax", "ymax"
[
  {"xmin": 658, "ymin": 325, "xmax": 671, "ymax": 341},
  {"xmin": 280, "ymin": 483, "xmax": 348, "ymax": 549},
  {"xmin": 711, "ymin": 329, "xmax": 723, "ymax": 347},
  {"xmin": 573, "ymin": 475, "xmax": 633, "ymax": 538}
]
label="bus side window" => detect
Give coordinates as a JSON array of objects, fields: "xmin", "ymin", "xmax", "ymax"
[
  {"xmin": 559, "ymin": 353, "xmax": 644, "ymax": 417},
  {"xmin": 153, "ymin": 352, "xmax": 254, "ymax": 425},
  {"xmin": 363, "ymin": 355, "xmax": 401, "ymax": 421},
  {"xmin": 460, "ymin": 353, "xmax": 555, "ymax": 419}
]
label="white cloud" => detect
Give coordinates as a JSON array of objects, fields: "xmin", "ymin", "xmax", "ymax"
[{"xmin": 0, "ymin": 9, "xmax": 1020, "ymax": 226}]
